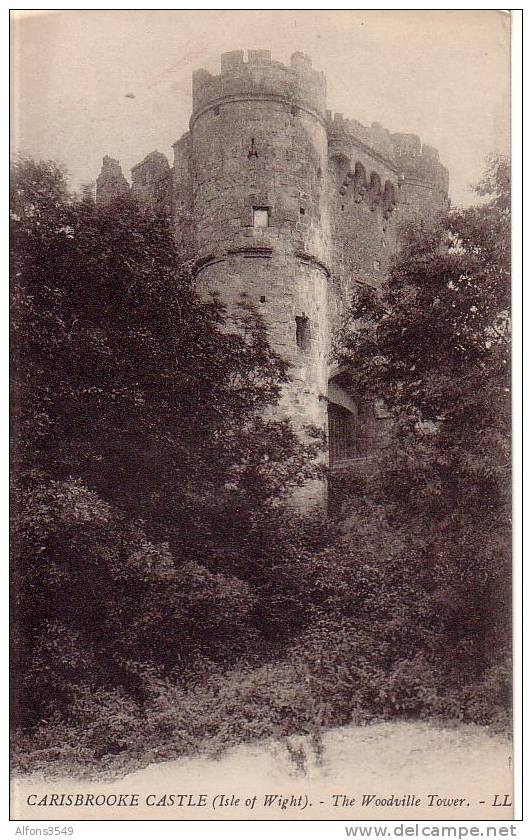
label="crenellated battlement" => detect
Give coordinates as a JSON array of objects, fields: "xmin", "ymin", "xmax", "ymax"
[
  {"xmin": 326, "ymin": 113, "xmax": 448, "ymax": 193},
  {"xmin": 191, "ymin": 50, "xmax": 327, "ymax": 124},
  {"xmin": 391, "ymin": 133, "xmax": 449, "ymax": 194},
  {"xmin": 326, "ymin": 112, "xmax": 396, "ymax": 163}
]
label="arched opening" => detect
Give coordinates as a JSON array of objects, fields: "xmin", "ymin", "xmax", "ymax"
[
  {"xmin": 368, "ymin": 172, "xmax": 382, "ymax": 211},
  {"xmin": 369, "ymin": 172, "xmax": 381, "ymax": 191},
  {"xmin": 353, "ymin": 162, "xmax": 367, "ymax": 203},
  {"xmin": 383, "ymin": 180, "xmax": 396, "ymax": 218}
]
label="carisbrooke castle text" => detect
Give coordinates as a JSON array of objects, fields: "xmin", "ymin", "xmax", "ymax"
[{"xmin": 96, "ymin": 50, "xmax": 449, "ymax": 505}]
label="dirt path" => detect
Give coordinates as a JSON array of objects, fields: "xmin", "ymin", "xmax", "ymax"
[{"xmin": 11, "ymin": 720, "xmax": 513, "ymax": 820}]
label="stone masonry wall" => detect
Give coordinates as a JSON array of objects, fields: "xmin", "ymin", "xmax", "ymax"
[
  {"xmin": 131, "ymin": 151, "xmax": 172, "ymax": 213},
  {"xmin": 95, "ymin": 156, "xmax": 130, "ymax": 206}
]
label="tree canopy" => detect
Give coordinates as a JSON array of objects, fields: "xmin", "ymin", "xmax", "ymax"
[
  {"xmin": 10, "ymin": 158, "xmax": 322, "ymax": 724},
  {"xmin": 336, "ymin": 156, "xmax": 510, "ymax": 499},
  {"xmin": 335, "ymin": 155, "xmax": 512, "ymax": 671}
]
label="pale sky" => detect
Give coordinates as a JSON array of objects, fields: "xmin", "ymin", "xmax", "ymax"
[{"xmin": 10, "ymin": 10, "xmax": 511, "ymax": 207}]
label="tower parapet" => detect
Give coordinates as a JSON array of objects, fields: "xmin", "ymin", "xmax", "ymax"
[
  {"xmin": 191, "ymin": 50, "xmax": 327, "ymax": 126},
  {"xmin": 326, "ymin": 112, "xmax": 397, "ymax": 165},
  {"xmin": 323, "ymin": 109, "xmax": 450, "ymax": 232},
  {"xmin": 325, "ymin": 114, "xmax": 449, "ymax": 198}
]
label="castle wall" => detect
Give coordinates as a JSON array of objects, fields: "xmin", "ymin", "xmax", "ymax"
[
  {"xmin": 172, "ymin": 133, "xmax": 195, "ymax": 254},
  {"xmin": 95, "ymin": 156, "xmax": 130, "ymax": 206},
  {"xmin": 131, "ymin": 151, "xmax": 172, "ymax": 213},
  {"xmin": 325, "ymin": 117, "xmax": 448, "ymax": 336},
  {"xmin": 95, "ymin": 49, "xmax": 450, "ymax": 508},
  {"xmin": 327, "ymin": 148, "xmax": 399, "ymax": 336}
]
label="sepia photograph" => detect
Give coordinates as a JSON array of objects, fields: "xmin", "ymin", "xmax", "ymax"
[{"xmin": 9, "ymin": 9, "xmax": 515, "ymax": 823}]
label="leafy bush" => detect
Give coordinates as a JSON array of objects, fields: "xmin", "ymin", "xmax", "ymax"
[
  {"xmin": 11, "ymin": 477, "xmax": 261, "ymax": 725},
  {"xmin": 12, "ymin": 630, "xmax": 511, "ymax": 779}
]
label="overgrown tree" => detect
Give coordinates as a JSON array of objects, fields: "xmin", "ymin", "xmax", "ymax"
[
  {"xmin": 10, "ymin": 158, "xmax": 322, "ymax": 725},
  {"xmin": 335, "ymin": 156, "xmax": 512, "ymax": 680}
]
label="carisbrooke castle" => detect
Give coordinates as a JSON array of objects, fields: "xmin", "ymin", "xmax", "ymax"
[{"xmin": 96, "ymin": 50, "xmax": 449, "ymax": 505}]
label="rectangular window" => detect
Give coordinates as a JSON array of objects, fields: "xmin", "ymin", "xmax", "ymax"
[{"xmin": 253, "ymin": 207, "xmax": 269, "ymax": 228}]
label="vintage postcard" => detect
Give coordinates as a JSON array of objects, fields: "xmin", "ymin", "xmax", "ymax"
[{"xmin": 10, "ymin": 9, "xmax": 515, "ymax": 824}]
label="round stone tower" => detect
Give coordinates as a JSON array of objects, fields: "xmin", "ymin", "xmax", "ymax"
[{"xmin": 189, "ymin": 50, "xmax": 332, "ymax": 505}]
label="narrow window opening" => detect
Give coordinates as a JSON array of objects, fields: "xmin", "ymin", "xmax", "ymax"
[
  {"xmin": 248, "ymin": 137, "xmax": 258, "ymax": 158},
  {"xmin": 260, "ymin": 295, "xmax": 266, "ymax": 303},
  {"xmin": 253, "ymin": 207, "xmax": 269, "ymax": 228},
  {"xmin": 295, "ymin": 315, "xmax": 311, "ymax": 350},
  {"xmin": 300, "ymin": 207, "xmax": 306, "ymax": 216}
]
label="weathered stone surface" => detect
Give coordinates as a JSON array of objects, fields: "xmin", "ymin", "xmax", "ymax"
[
  {"xmin": 131, "ymin": 151, "xmax": 172, "ymax": 212},
  {"xmin": 95, "ymin": 156, "xmax": 130, "ymax": 206}
]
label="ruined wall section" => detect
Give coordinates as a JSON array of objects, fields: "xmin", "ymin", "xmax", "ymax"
[
  {"xmin": 130, "ymin": 151, "xmax": 173, "ymax": 213},
  {"xmin": 95, "ymin": 151, "xmax": 173, "ymax": 214},
  {"xmin": 95, "ymin": 156, "xmax": 131, "ymax": 206}
]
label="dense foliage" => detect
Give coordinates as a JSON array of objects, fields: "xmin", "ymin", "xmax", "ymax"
[
  {"xmin": 11, "ymin": 156, "xmax": 512, "ymax": 775},
  {"xmin": 334, "ymin": 155, "xmax": 512, "ymax": 703},
  {"xmin": 10, "ymin": 158, "xmax": 323, "ymax": 727}
]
